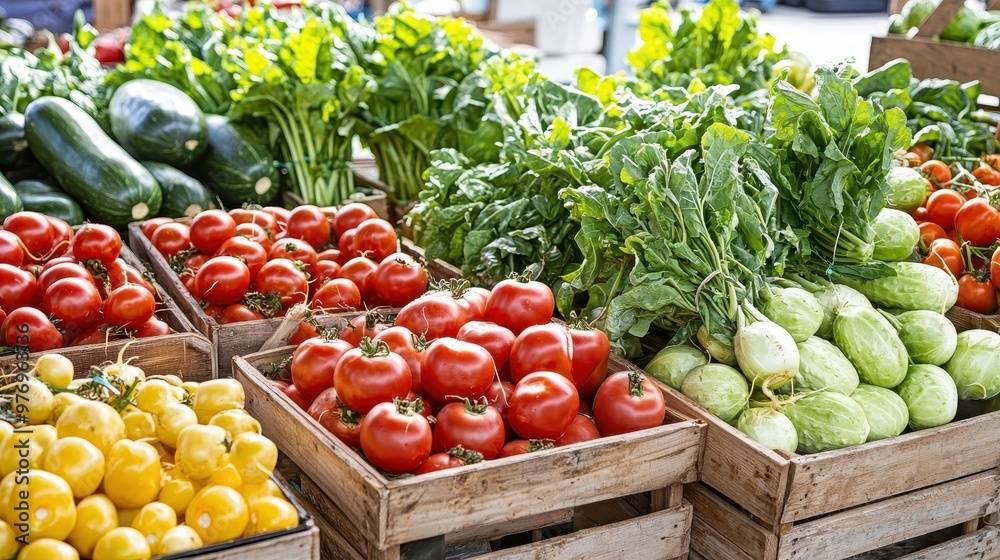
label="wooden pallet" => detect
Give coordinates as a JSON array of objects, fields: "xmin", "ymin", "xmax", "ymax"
[
  {"xmin": 233, "ymin": 348, "xmax": 704, "ymax": 560},
  {"xmin": 870, "ymin": 0, "xmax": 1000, "ymax": 99}
]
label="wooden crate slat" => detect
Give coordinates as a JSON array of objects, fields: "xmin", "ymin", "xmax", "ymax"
[
  {"xmin": 475, "ymin": 503, "xmax": 692, "ymax": 560},
  {"xmin": 868, "ymin": 35, "xmax": 1000, "ymax": 98},
  {"xmin": 690, "ymin": 515, "xmax": 758, "ymax": 560},
  {"xmin": 685, "ymin": 484, "xmax": 776, "ymax": 560},
  {"xmin": 945, "ymin": 306, "xmax": 1000, "ymax": 334},
  {"xmin": 914, "ymin": 0, "xmax": 965, "ymax": 38},
  {"xmin": 776, "ymin": 471, "xmax": 1000, "ymax": 560},
  {"xmin": 894, "ymin": 525, "xmax": 1000, "ymax": 560}
]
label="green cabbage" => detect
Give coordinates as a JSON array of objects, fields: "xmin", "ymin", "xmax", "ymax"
[
  {"xmin": 851, "ymin": 384, "xmax": 909, "ymax": 441},
  {"xmin": 834, "ymin": 306, "xmax": 909, "ymax": 388},
  {"xmin": 646, "ymin": 344, "xmax": 708, "ymax": 390},
  {"xmin": 895, "ymin": 310, "xmax": 958, "ymax": 365},
  {"xmin": 837, "ymin": 262, "xmax": 959, "ymax": 313},
  {"xmin": 886, "ymin": 166, "xmax": 928, "ymax": 213},
  {"xmin": 737, "ymin": 407, "xmax": 798, "ymax": 453},
  {"xmin": 680, "ymin": 364, "xmax": 749, "ymax": 425},
  {"xmin": 814, "ymin": 284, "xmax": 872, "ymax": 340},
  {"xmin": 895, "ymin": 364, "xmax": 958, "ymax": 429},
  {"xmin": 872, "ymin": 209, "xmax": 920, "ymax": 262},
  {"xmin": 763, "ymin": 287, "xmax": 824, "ymax": 343},
  {"xmin": 781, "ymin": 336, "xmax": 860, "ymax": 395},
  {"xmin": 781, "ymin": 391, "xmax": 871, "ymax": 453},
  {"xmin": 734, "ymin": 319, "xmax": 799, "ymax": 392},
  {"xmin": 944, "ymin": 330, "xmax": 1000, "ymax": 400}
]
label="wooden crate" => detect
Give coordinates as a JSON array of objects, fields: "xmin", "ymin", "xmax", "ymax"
[
  {"xmin": 656, "ymin": 382, "xmax": 1000, "ymax": 560},
  {"xmin": 232, "ymin": 348, "xmax": 704, "ymax": 559},
  {"xmin": 870, "ymin": 0, "xmax": 1000, "ymax": 98},
  {"xmin": 945, "ymin": 306, "xmax": 1000, "ymax": 333},
  {"xmin": 93, "ymin": 0, "xmax": 132, "ymax": 32},
  {"xmin": 127, "ymin": 219, "xmax": 455, "ymax": 375}
]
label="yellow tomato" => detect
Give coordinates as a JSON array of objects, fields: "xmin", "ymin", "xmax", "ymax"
[
  {"xmin": 1, "ymin": 470, "xmax": 75, "ymax": 542},
  {"xmin": 243, "ymin": 496, "xmax": 298, "ymax": 537},
  {"xmin": 238, "ymin": 479, "xmax": 283, "ymax": 507},
  {"xmin": 180, "ymin": 381, "xmax": 199, "ymax": 398},
  {"xmin": 175, "ymin": 425, "xmax": 228, "ymax": 481},
  {"xmin": 157, "ymin": 375, "xmax": 183, "ymax": 387},
  {"xmin": 116, "ymin": 507, "xmax": 141, "ymax": 528},
  {"xmin": 14, "ymin": 379, "xmax": 53, "ymax": 426},
  {"xmin": 156, "ymin": 525, "xmax": 202, "ymax": 555},
  {"xmin": 122, "ymin": 411, "xmax": 157, "ymax": 441},
  {"xmin": 208, "ymin": 409, "xmax": 261, "ymax": 439},
  {"xmin": 0, "ymin": 426, "xmax": 56, "ymax": 476},
  {"xmin": 0, "ymin": 519, "xmax": 20, "ymax": 560},
  {"xmin": 135, "ymin": 380, "xmax": 176, "ymax": 415},
  {"xmin": 43, "ymin": 437, "xmax": 105, "ymax": 499},
  {"xmin": 33, "ymin": 354, "xmax": 74, "ymax": 389},
  {"xmin": 92, "ymin": 527, "xmax": 151, "ymax": 560},
  {"xmin": 185, "ymin": 485, "xmax": 249, "ymax": 545},
  {"xmin": 47, "ymin": 393, "xmax": 84, "ymax": 425},
  {"xmin": 67, "ymin": 494, "xmax": 118, "ymax": 558},
  {"xmin": 207, "ymin": 463, "xmax": 242, "ymax": 489},
  {"xmin": 154, "ymin": 403, "xmax": 197, "ymax": 449},
  {"xmin": 0, "ymin": 425, "xmax": 12, "ymax": 448},
  {"xmin": 131, "ymin": 502, "xmax": 176, "ymax": 552},
  {"xmin": 103, "ymin": 440, "xmax": 161, "ymax": 509},
  {"xmin": 192, "ymin": 379, "xmax": 244, "ymax": 424},
  {"xmin": 15, "ymin": 538, "xmax": 77, "ymax": 560},
  {"xmin": 56, "ymin": 401, "xmax": 125, "ymax": 457},
  {"xmin": 229, "ymin": 433, "xmax": 277, "ymax": 485},
  {"xmin": 158, "ymin": 467, "xmax": 201, "ymax": 515}
]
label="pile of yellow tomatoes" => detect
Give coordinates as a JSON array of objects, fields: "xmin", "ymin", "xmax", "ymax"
[{"xmin": 0, "ymin": 352, "xmax": 296, "ymax": 560}]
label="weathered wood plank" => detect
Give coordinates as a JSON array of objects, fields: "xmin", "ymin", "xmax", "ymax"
[
  {"xmin": 869, "ymin": 35, "xmax": 1000, "ymax": 99},
  {"xmin": 895, "ymin": 525, "xmax": 1000, "ymax": 560},
  {"xmin": 686, "ymin": 484, "xmax": 777, "ymax": 560}
]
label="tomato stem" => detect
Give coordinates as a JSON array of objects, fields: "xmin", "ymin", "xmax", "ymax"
[
  {"xmin": 627, "ymin": 371, "xmax": 646, "ymax": 398},
  {"xmin": 447, "ymin": 445, "xmax": 484, "ymax": 465},
  {"xmin": 358, "ymin": 337, "xmax": 391, "ymax": 358},
  {"xmin": 526, "ymin": 439, "xmax": 555, "ymax": 453}
]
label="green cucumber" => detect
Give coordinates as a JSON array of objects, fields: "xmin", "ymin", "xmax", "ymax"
[
  {"xmin": 0, "ymin": 113, "xmax": 27, "ymax": 169},
  {"xmin": 0, "ymin": 175, "xmax": 23, "ymax": 221},
  {"xmin": 141, "ymin": 161, "xmax": 214, "ymax": 218},
  {"xmin": 23, "ymin": 97, "xmax": 161, "ymax": 226},
  {"xmin": 13, "ymin": 180, "xmax": 85, "ymax": 225},
  {"xmin": 109, "ymin": 79, "xmax": 207, "ymax": 167},
  {"xmin": 190, "ymin": 115, "xmax": 280, "ymax": 207}
]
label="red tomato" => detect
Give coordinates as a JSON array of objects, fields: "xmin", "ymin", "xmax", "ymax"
[
  {"xmin": 498, "ymin": 439, "xmax": 555, "ymax": 458},
  {"xmin": 920, "ymin": 160, "xmax": 952, "ymax": 188},
  {"xmin": 255, "ymin": 259, "xmax": 309, "ymax": 309},
  {"xmin": 92, "ymin": 34, "xmax": 124, "ymax": 64},
  {"xmin": 353, "ymin": 219, "xmax": 398, "ymax": 262},
  {"xmin": 181, "ymin": 253, "xmax": 210, "ymax": 275},
  {"xmin": 508, "ymin": 372, "xmax": 579, "ymax": 440},
  {"xmin": 43, "ymin": 278, "xmax": 103, "ymax": 332},
  {"xmin": 991, "ymin": 247, "xmax": 1000, "ymax": 290},
  {"xmin": 925, "ymin": 189, "xmax": 967, "ymax": 231},
  {"xmin": 219, "ymin": 303, "xmax": 266, "ymax": 324},
  {"xmin": 956, "ymin": 274, "xmax": 998, "ymax": 314},
  {"xmin": 190, "ymin": 210, "xmax": 237, "ymax": 254},
  {"xmin": 332, "ymin": 203, "xmax": 377, "ymax": 237},
  {"xmin": 0, "ymin": 264, "xmax": 39, "ymax": 313},
  {"xmin": 269, "ymin": 238, "xmax": 318, "ymax": 279},
  {"xmin": 334, "ymin": 339, "xmax": 412, "ymax": 414},
  {"xmin": 236, "ymin": 222, "xmax": 272, "ymax": 254},
  {"xmin": 215, "ymin": 236, "xmax": 267, "ymax": 280},
  {"xmin": 456, "ymin": 321, "xmax": 515, "ymax": 381},
  {"xmin": 420, "ymin": 338, "xmax": 496, "ymax": 403},
  {"xmin": 151, "ymin": 223, "xmax": 192, "ymax": 258},
  {"xmin": 0, "ymin": 230, "xmax": 24, "ymax": 267},
  {"xmin": 135, "ymin": 317, "xmax": 171, "ymax": 338},
  {"xmin": 262, "ymin": 206, "xmax": 291, "ymax": 227},
  {"xmin": 909, "ymin": 144, "xmax": 933, "ymax": 163},
  {"xmin": 954, "ymin": 198, "xmax": 1000, "ymax": 247},
  {"xmin": 282, "ymin": 384, "xmax": 310, "ymax": 410},
  {"xmin": 592, "ymin": 371, "xmax": 665, "ymax": 436},
  {"xmin": 556, "ymin": 414, "xmax": 601, "ymax": 446},
  {"xmin": 104, "ymin": 284, "xmax": 156, "ymax": 329},
  {"xmin": 922, "ymin": 238, "xmax": 964, "ymax": 278},
  {"xmin": 72, "ymin": 224, "xmax": 121, "ymax": 266},
  {"xmin": 360, "ymin": 400, "xmax": 433, "ymax": 474},
  {"xmin": 918, "ymin": 222, "xmax": 947, "ymax": 250},
  {"xmin": 460, "ymin": 287, "xmax": 490, "ymax": 322},
  {"xmin": 484, "ymin": 279, "xmax": 555, "ymax": 334},
  {"xmin": 40, "ymin": 256, "xmax": 76, "ymax": 272},
  {"xmin": 911, "ymin": 207, "xmax": 929, "ymax": 222},
  {"xmin": 569, "ymin": 326, "xmax": 610, "ymax": 398},
  {"xmin": 337, "ymin": 257, "xmax": 378, "ymax": 300},
  {"xmin": 483, "ymin": 379, "xmax": 515, "ymax": 439},
  {"xmin": 286, "ymin": 206, "xmax": 331, "ymax": 248},
  {"xmin": 289, "ymin": 321, "xmax": 320, "ymax": 346},
  {"xmin": 107, "ymin": 260, "xmax": 156, "ymax": 294},
  {"xmin": 339, "ymin": 311, "xmax": 390, "ymax": 348},
  {"xmin": 973, "ymin": 163, "xmax": 1000, "ymax": 187},
  {"xmin": 315, "ymin": 261, "xmax": 342, "ymax": 285},
  {"xmin": 433, "ymin": 399, "xmax": 506, "ymax": 460},
  {"xmin": 292, "ymin": 337, "xmax": 354, "ymax": 402},
  {"xmin": 317, "ymin": 248, "xmax": 341, "ymax": 263},
  {"xmin": 413, "ymin": 447, "xmax": 483, "ymax": 475},
  {"xmin": 72, "ymin": 323, "xmax": 118, "ymax": 346},
  {"xmin": 395, "ymin": 296, "xmax": 466, "ymax": 341},
  {"xmin": 230, "ymin": 208, "xmax": 277, "ymax": 232},
  {"xmin": 181, "ymin": 274, "xmax": 200, "ymax": 299},
  {"xmin": 202, "ymin": 304, "xmax": 225, "ymax": 323},
  {"xmin": 46, "ymin": 217, "xmax": 72, "ymax": 258},
  {"xmin": 308, "ymin": 387, "xmax": 364, "ymax": 449},
  {"xmin": 196, "ymin": 256, "xmax": 250, "ymax": 306},
  {"xmin": 374, "ymin": 326, "xmax": 427, "ymax": 394},
  {"xmin": 139, "ymin": 217, "xmax": 173, "ymax": 240},
  {"xmin": 371, "ymin": 253, "xmax": 428, "ymax": 307},
  {"xmin": 38, "ymin": 263, "xmax": 97, "ymax": 294},
  {"xmin": 337, "ymin": 228, "xmax": 357, "ymax": 265},
  {"xmin": 3, "ymin": 212, "xmax": 54, "ymax": 262},
  {"xmin": 311, "ymin": 279, "xmax": 361, "ymax": 312},
  {"xmin": 2, "ymin": 307, "xmax": 62, "ymax": 351},
  {"xmin": 509, "ymin": 324, "xmax": 572, "ymax": 384}
]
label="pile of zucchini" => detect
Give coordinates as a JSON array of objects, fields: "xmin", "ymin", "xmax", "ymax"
[{"xmin": 0, "ymin": 80, "xmax": 280, "ymax": 226}]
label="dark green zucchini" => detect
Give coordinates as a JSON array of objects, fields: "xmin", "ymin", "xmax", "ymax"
[
  {"xmin": 141, "ymin": 161, "xmax": 214, "ymax": 218},
  {"xmin": 189, "ymin": 115, "xmax": 279, "ymax": 207},
  {"xmin": 0, "ymin": 113, "xmax": 28, "ymax": 169},
  {"xmin": 109, "ymin": 79, "xmax": 207, "ymax": 167},
  {"xmin": 0, "ymin": 175, "xmax": 22, "ymax": 221},
  {"xmin": 23, "ymin": 97, "xmax": 162, "ymax": 226},
  {"xmin": 13, "ymin": 180, "xmax": 85, "ymax": 225}
]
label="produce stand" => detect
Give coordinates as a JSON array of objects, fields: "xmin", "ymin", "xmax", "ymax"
[
  {"xmin": 869, "ymin": 0, "xmax": 1000, "ymax": 98},
  {"xmin": 233, "ymin": 348, "xmax": 704, "ymax": 560}
]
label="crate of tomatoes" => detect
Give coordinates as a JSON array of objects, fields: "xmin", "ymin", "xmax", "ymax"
[
  {"xmin": 233, "ymin": 277, "xmax": 705, "ymax": 559},
  {"xmin": 0, "ymin": 211, "xmax": 202, "ymax": 368},
  {"xmin": 0, "ymin": 334, "xmax": 319, "ymax": 560},
  {"xmin": 890, "ymin": 146, "xmax": 1000, "ymax": 332},
  {"xmin": 128, "ymin": 203, "xmax": 458, "ymax": 375}
]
